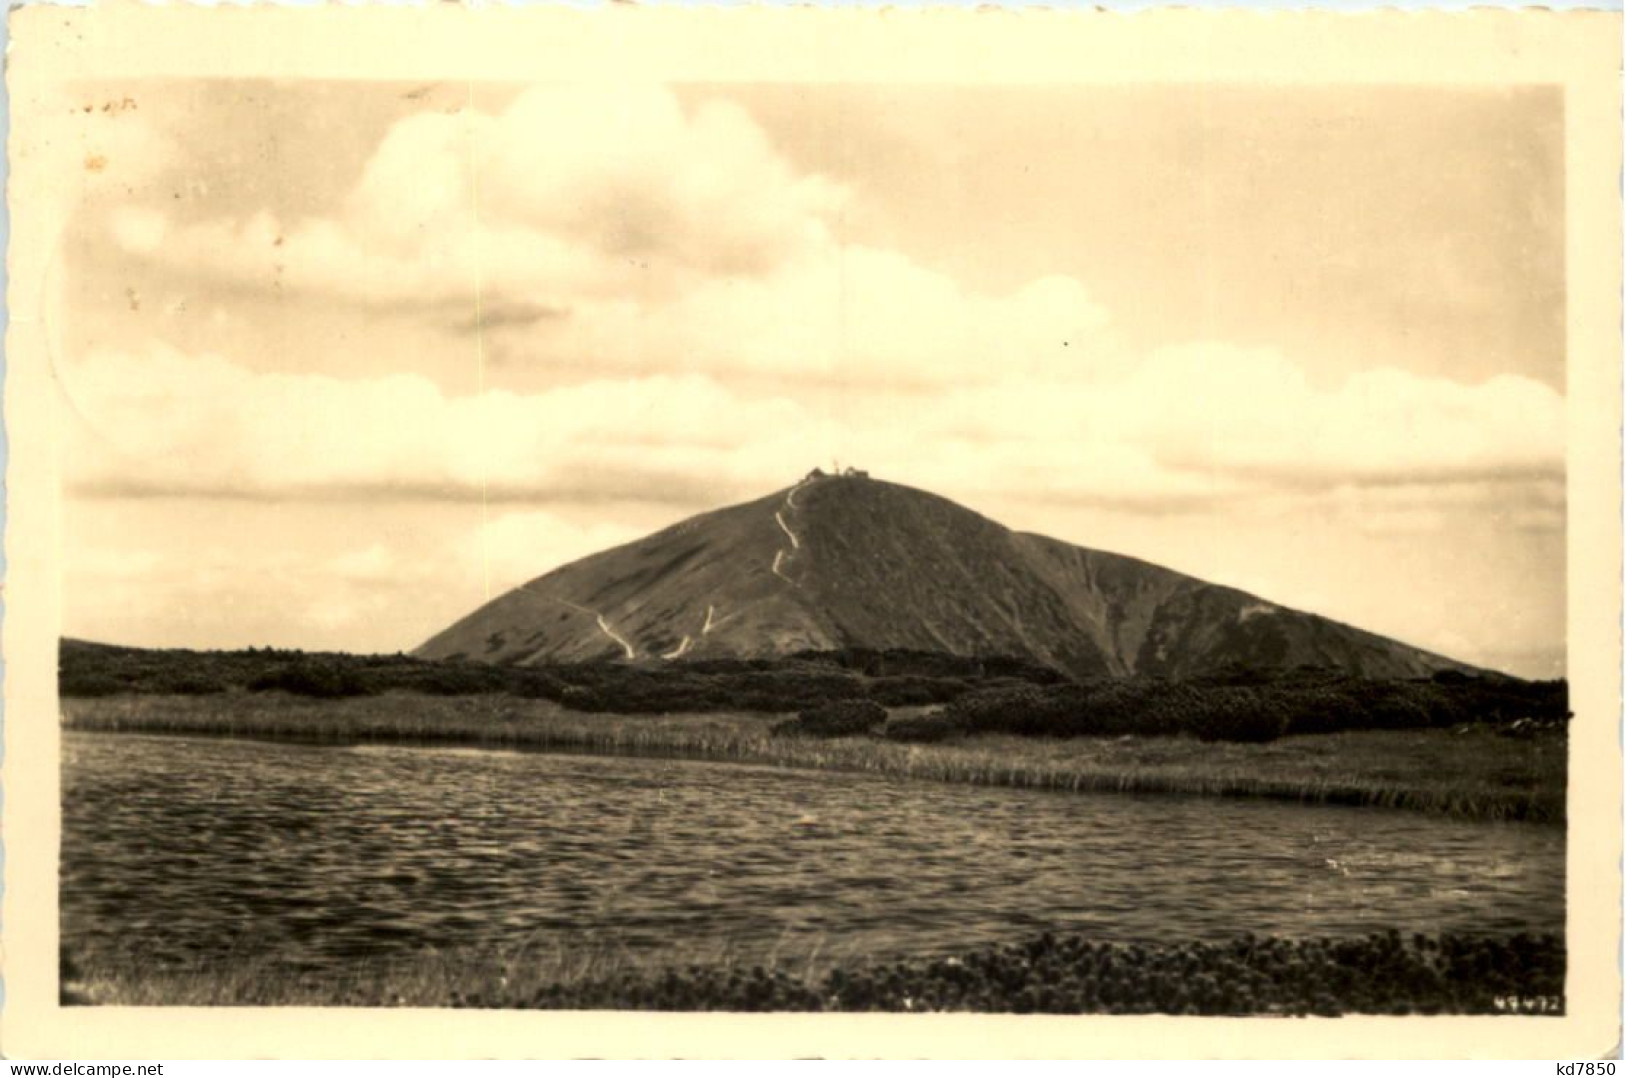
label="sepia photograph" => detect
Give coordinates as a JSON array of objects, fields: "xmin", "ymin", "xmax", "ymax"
[{"xmin": 4, "ymin": 5, "xmax": 1620, "ymax": 1060}]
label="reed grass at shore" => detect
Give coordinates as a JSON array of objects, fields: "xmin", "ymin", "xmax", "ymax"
[
  {"xmin": 63, "ymin": 692, "xmax": 1565, "ymax": 823},
  {"xmin": 62, "ymin": 930, "xmax": 1564, "ymax": 1014}
]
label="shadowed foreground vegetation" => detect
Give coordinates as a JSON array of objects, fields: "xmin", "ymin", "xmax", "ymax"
[
  {"xmin": 60, "ymin": 638, "xmax": 1568, "ymax": 745},
  {"xmin": 63, "ymin": 691, "xmax": 1566, "ymax": 822},
  {"xmin": 63, "ymin": 930, "xmax": 1563, "ymax": 1014}
]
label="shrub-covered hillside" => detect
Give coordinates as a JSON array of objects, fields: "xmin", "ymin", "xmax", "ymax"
[{"xmin": 58, "ymin": 639, "xmax": 1567, "ymax": 745}]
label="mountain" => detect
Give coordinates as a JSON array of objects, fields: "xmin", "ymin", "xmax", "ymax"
[{"xmin": 416, "ymin": 472, "xmax": 1473, "ymax": 680}]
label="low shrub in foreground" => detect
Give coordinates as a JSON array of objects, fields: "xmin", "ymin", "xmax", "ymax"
[
  {"xmin": 57, "ymin": 670, "xmax": 130, "ymax": 698},
  {"xmin": 866, "ymin": 675, "xmax": 969, "ymax": 707},
  {"xmin": 146, "ymin": 672, "xmax": 229, "ymax": 696},
  {"xmin": 882, "ymin": 710, "xmax": 972, "ymax": 743},
  {"xmin": 773, "ymin": 699, "xmax": 888, "ymax": 738},
  {"xmin": 789, "ymin": 647, "xmax": 1066, "ymax": 683},
  {"xmin": 394, "ymin": 664, "xmax": 514, "ymax": 696},
  {"xmin": 1181, "ymin": 689, "xmax": 1290, "ymax": 743},
  {"xmin": 928, "ymin": 675, "xmax": 1570, "ymax": 744},
  {"xmin": 146, "ymin": 930, "xmax": 1560, "ymax": 1014},
  {"xmin": 247, "ymin": 661, "xmax": 374, "ymax": 699},
  {"xmin": 57, "ymin": 638, "xmax": 1570, "ymax": 744},
  {"xmin": 514, "ymin": 931, "xmax": 1564, "ymax": 1014}
]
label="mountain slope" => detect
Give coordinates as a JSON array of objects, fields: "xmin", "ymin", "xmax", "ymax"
[{"xmin": 416, "ymin": 473, "xmax": 1471, "ymax": 679}]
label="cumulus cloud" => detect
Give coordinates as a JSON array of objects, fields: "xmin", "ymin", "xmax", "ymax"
[
  {"xmin": 105, "ymin": 84, "xmax": 1122, "ymax": 389},
  {"xmin": 79, "ymin": 81, "xmax": 1565, "ymax": 521},
  {"xmin": 65, "ymin": 344, "xmax": 810, "ymax": 503},
  {"xmin": 108, "ymin": 85, "xmax": 843, "ymax": 311},
  {"xmin": 354, "ymin": 86, "xmax": 843, "ymax": 276},
  {"xmin": 1113, "ymin": 346, "xmax": 1565, "ymax": 487},
  {"xmin": 64, "ymin": 341, "xmax": 1564, "ymax": 522},
  {"xmin": 516, "ymin": 250, "xmax": 1120, "ymax": 388}
]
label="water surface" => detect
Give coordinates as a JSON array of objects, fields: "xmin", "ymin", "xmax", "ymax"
[{"xmin": 61, "ymin": 732, "xmax": 1564, "ymax": 974}]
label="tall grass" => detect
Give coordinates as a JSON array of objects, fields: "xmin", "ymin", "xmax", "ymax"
[
  {"xmin": 62, "ymin": 930, "xmax": 856, "ymax": 1008},
  {"xmin": 62, "ymin": 693, "xmax": 1565, "ymax": 823},
  {"xmin": 63, "ymin": 930, "xmax": 1564, "ymax": 1014}
]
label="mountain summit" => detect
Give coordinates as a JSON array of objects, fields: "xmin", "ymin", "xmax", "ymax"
[{"xmin": 417, "ymin": 471, "xmax": 1469, "ymax": 679}]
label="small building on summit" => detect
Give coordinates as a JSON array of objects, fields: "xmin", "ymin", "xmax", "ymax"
[{"xmin": 806, "ymin": 464, "xmax": 870, "ymax": 481}]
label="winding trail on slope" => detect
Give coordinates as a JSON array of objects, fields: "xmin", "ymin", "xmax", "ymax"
[
  {"xmin": 504, "ymin": 582, "xmax": 638, "ymax": 660},
  {"xmin": 770, "ymin": 476, "xmax": 818, "ymax": 587},
  {"xmin": 589, "ymin": 613, "xmax": 637, "ymax": 660},
  {"xmin": 662, "ymin": 635, "xmax": 693, "ymax": 659},
  {"xmin": 555, "ymin": 596, "xmax": 637, "ymax": 660},
  {"xmin": 700, "ymin": 603, "xmax": 738, "ymax": 636},
  {"xmin": 774, "ymin": 509, "xmax": 800, "ymax": 549}
]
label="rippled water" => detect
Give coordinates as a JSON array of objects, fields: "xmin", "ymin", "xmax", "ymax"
[{"xmin": 61, "ymin": 732, "xmax": 1563, "ymax": 974}]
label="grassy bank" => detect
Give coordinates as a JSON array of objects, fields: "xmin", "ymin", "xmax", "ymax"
[
  {"xmin": 62, "ymin": 930, "xmax": 1564, "ymax": 1014},
  {"xmin": 62, "ymin": 693, "xmax": 1566, "ymax": 823}
]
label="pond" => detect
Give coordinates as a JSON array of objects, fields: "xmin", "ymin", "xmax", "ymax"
[{"xmin": 61, "ymin": 732, "xmax": 1564, "ymax": 976}]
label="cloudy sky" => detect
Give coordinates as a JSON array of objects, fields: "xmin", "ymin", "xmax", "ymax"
[{"xmin": 53, "ymin": 79, "xmax": 1565, "ymax": 675}]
